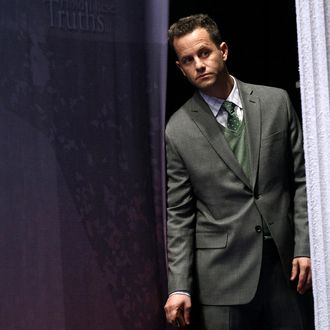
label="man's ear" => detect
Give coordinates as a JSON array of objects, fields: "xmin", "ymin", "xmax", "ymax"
[
  {"xmin": 176, "ymin": 60, "xmax": 186, "ymax": 77},
  {"xmin": 219, "ymin": 42, "xmax": 229, "ymax": 61}
]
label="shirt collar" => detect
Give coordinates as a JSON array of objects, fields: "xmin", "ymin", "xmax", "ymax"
[{"xmin": 199, "ymin": 76, "xmax": 242, "ymax": 117}]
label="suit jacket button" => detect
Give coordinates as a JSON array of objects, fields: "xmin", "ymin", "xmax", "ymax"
[{"xmin": 255, "ymin": 225, "xmax": 262, "ymax": 233}]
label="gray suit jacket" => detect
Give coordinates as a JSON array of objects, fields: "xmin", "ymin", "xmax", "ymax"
[{"xmin": 165, "ymin": 79, "xmax": 310, "ymax": 305}]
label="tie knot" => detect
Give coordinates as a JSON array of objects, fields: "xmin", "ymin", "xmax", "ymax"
[
  {"xmin": 220, "ymin": 100, "xmax": 240, "ymax": 132},
  {"xmin": 221, "ymin": 100, "xmax": 236, "ymax": 115}
]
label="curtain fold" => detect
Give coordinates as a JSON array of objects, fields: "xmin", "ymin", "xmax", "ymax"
[
  {"xmin": 295, "ymin": 0, "xmax": 330, "ymax": 329},
  {"xmin": 0, "ymin": 1, "xmax": 169, "ymax": 329}
]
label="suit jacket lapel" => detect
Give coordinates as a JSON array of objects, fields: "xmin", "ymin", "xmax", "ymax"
[
  {"xmin": 237, "ymin": 80, "xmax": 261, "ymax": 191},
  {"xmin": 189, "ymin": 92, "xmax": 251, "ymax": 188}
]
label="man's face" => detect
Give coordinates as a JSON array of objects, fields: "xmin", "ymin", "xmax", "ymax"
[{"xmin": 173, "ymin": 28, "xmax": 228, "ymax": 95}]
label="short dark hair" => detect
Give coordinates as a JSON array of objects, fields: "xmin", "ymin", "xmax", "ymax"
[{"xmin": 168, "ymin": 14, "xmax": 222, "ymax": 50}]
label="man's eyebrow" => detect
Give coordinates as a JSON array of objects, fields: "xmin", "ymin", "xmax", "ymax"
[
  {"xmin": 198, "ymin": 45, "xmax": 211, "ymax": 51},
  {"xmin": 179, "ymin": 54, "xmax": 192, "ymax": 61},
  {"xmin": 179, "ymin": 46, "xmax": 211, "ymax": 59}
]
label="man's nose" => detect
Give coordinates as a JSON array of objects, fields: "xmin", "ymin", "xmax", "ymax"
[{"xmin": 195, "ymin": 58, "xmax": 205, "ymax": 72}]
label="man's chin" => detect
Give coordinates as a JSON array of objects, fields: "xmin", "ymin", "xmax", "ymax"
[
  {"xmin": 195, "ymin": 76, "xmax": 216, "ymax": 87},
  {"xmin": 197, "ymin": 82, "xmax": 216, "ymax": 93}
]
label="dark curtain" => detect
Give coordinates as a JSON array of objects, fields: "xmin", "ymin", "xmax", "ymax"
[{"xmin": 0, "ymin": 1, "xmax": 169, "ymax": 329}]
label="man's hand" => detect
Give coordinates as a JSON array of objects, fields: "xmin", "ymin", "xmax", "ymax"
[
  {"xmin": 290, "ymin": 257, "xmax": 312, "ymax": 294},
  {"xmin": 164, "ymin": 294, "xmax": 191, "ymax": 327}
]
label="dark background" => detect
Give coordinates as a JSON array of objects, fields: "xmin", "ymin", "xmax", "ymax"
[{"xmin": 167, "ymin": 0, "xmax": 300, "ymax": 121}]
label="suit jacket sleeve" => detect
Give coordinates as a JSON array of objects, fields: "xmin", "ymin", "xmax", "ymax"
[
  {"xmin": 286, "ymin": 91, "xmax": 310, "ymax": 257},
  {"xmin": 165, "ymin": 126, "xmax": 196, "ymax": 295}
]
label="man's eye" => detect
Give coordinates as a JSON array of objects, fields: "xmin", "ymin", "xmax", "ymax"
[
  {"xmin": 182, "ymin": 57, "xmax": 192, "ymax": 65},
  {"xmin": 200, "ymin": 50, "xmax": 210, "ymax": 57}
]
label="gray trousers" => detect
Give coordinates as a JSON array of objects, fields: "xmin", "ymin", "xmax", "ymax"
[{"xmin": 197, "ymin": 239, "xmax": 314, "ymax": 330}]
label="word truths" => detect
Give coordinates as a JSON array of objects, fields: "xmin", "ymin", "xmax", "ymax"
[{"xmin": 45, "ymin": 0, "xmax": 114, "ymax": 33}]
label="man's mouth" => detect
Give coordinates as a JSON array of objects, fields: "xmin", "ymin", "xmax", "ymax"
[{"xmin": 197, "ymin": 73, "xmax": 211, "ymax": 80}]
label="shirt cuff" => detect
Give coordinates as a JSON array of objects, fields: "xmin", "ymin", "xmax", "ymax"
[{"xmin": 169, "ymin": 291, "xmax": 191, "ymax": 297}]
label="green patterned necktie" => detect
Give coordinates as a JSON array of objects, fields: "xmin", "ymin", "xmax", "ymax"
[{"xmin": 221, "ymin": 100, "xmax": 240, "ymax": 132}]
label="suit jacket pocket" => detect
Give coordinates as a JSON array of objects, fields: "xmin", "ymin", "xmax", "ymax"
[
  {"xmin": 261, "ymin": 130, "xmax": 286, "ymax": 146},
  {"xmin": 195, "ymin": 231, "xmax": 228, "ymax": 249}
]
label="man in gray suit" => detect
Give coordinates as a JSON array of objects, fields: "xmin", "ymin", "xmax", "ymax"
[{"xmin": 164, "ymin": 14, "xmax": 313, "ymax": 329}]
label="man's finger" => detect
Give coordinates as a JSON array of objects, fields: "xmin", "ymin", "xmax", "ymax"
[
  {"xmin": 183, "ymin": 305, "xmax": 191, "ymax": 325},
  {"xmin": 176, "ymin": 308, "xmax": 186, "ymax": 327},
  {"xmin": 291, "ymin": 259, "xmax": 299, "ymax": 281},
  {"xmin": 306, "ymin": 269, "xmax": 312, "ymax": 288},
  {"xmin": 297, "ymin": 267, "xmax": 307, "ymax": 293}
]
